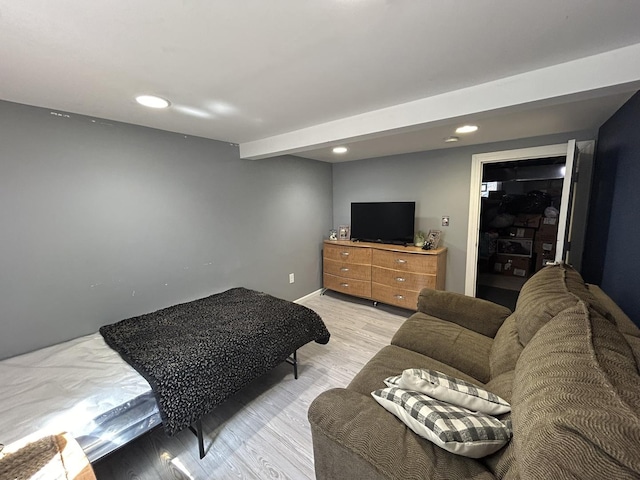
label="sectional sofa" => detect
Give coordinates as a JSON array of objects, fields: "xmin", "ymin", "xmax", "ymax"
[{"xmin": 308, "ymin": 264, "xmax": 640, "ymax": 479}]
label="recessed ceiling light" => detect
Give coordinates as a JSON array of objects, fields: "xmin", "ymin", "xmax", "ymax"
[
  {"xmin": 332, "ymin": 146, "xmax": 348, "ymax": 154},
  {"xmin": 455, "ymin": 125, "xmax": 478, "ymax": 134},
  {"xmin": 136, "ymin": 95, "xmax": 171, "ymax": 109},
  {"xmin": 444, "ymin": 136, "xmax": 459, "ymax": 143}
]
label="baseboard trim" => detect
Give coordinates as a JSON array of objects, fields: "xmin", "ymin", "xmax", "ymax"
[{"xmin": 294, "ymin": 289, "xmax": 323, "ymax": 304}]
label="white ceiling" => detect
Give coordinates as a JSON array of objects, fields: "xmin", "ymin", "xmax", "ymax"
[{"xmin": 1, "ymin": 1, "xmax": 640, "ymax": 162}]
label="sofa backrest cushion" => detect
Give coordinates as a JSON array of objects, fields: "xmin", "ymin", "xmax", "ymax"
[
  {"xmin": 513, "ymin": 263, "xmax": 607, "ymax": 346},
  {"xmin": 512, "ymin": 301, "xmax": 640, "ymax": 478},
  {"xmin": 489, "ymin": 315, "xmax": 523, "ymax": 378},
  {"xmin": 588, "ymin": 284, "xmax": 640, "ymax": 338}
]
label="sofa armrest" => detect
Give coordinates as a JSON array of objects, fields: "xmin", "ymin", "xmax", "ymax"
[
  {"xmin": 391, "ymin": 314, "xmax": 493, "ymax": 383},
  {"xmin": 417, "ymin": 289, "xmax": 512, "ymax": 338}
]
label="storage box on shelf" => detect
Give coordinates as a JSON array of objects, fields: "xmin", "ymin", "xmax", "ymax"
[
  {"xmin": 495, "ymin": 236, "xmax": 534, "ymax": 278},
  {"xmin": 534, "ymin": 238, "xmax": 556, "ymax": 256},
  {"xmin": 535, "ymin": 253, "xmax": 557, "ymax": 272},
  {"xmin": 494, "ymin": 254, "xmax": 531, "ymax": 277},
  {"xmin": 506, "ymin": 226, "xmax": 536, "ymax": 239},
  {"xmin": 536, "ymin": 217, "xmax": 559, "ymax": 240},
  {"xmin": 512, "ymin": 213, "xmax": 542, "ymax": 229},
  {"xmin": 490, "ymin": 213, "xmax": 559, "ymax": 278},
  {"xmin": 322, "ymin": 240, "xmax": 446, "ymax": 309},
  {"xmin": 496, "ymin": 238, "xmax": 534, "ymax": 257}
]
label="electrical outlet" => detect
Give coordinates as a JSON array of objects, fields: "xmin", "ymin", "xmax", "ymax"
[
  {"xmin": 442, "ymin": 216, "xmax": 450, "ymax": 227},
  {"xmin": 289, "ymin": 273, "xmax": 295, "ymax": 284}
]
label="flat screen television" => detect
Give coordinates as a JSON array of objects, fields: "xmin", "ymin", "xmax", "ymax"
[{"xmin": 350, "ymin": 201, "xmax": 415, "ymax": 245}]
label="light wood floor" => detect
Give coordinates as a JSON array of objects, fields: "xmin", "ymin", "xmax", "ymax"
[{"xmin": 92, "ymin": 291, "xmax": 411, "ymax": 480}]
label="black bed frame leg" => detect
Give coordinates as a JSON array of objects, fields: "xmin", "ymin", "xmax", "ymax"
[
  {"xmin": 188, "ymin": 419, "xmax": 205, "ymax": 459},
  {"xmin": 285, "ymin": 350, "xmax": 298, "ymax": 379},
  {"xmin": 293, "ymin": 350, "xmax": 298, "ymax": 379}
]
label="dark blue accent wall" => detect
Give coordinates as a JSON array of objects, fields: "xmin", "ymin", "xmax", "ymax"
[{"xmin": 583, "ymin": 91, "xmax": 640, "ymax": 325}]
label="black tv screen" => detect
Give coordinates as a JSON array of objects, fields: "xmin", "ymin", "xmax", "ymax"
[{"xmin": 351, "ymin": 202, "xmax": 415, "ymax": 245}]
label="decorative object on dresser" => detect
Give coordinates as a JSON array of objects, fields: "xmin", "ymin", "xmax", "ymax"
[
  {"xmin": 423, "ymin": 229, "xmax": 442, "ymax": 250},
  {"xmin": 322, "ymin": 240, "xmax": 446, "ymax": 309},
  {"xmin": 338, "ymin": 225, "xmax": 350, "ymax": 240}
]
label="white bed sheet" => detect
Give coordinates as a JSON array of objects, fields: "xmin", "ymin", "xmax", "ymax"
[{"xmin": 0, "ymin": 333, "xmax": 160, "ymax": 462}]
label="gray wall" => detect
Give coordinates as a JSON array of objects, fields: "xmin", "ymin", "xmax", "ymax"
[
  {"xmin": 332, "ymin": 130, "xmax": 596, "ymax": 293},
  {"xmin": 0, "ymin": 100, "xmax": 332, "ymax": 359}
]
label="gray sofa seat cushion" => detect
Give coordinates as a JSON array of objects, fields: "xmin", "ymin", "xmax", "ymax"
[
  {"xmin": 347, "ymin": 345, "xmax": 484, "ymax": 397},
  {"xmin": 391, "ymin": 314, "xmax": 493, "ymax": 383},
  {"xmin": 308, "ymin": 388, "xmax": 496, "ymax": 480},
  {"xmin": 512, "ymin": 301, "xmax": 640, "ymax": 478},
  {"xmin": 481, "ymin": 439, "xmax": 518, "ymax": 480}
]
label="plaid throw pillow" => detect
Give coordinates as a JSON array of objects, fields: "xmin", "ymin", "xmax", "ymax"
[
  {"xmin": 385, "ymin": 368, "xmax": 510, "ymax": 415},
  {"xmin": 371, "ymin": 387, "xmax": 512, "ymax": 458}
]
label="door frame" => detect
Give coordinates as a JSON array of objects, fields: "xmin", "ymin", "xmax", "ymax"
[{"xmin": 464, "ymin": 143, "xmax": 571, "ymax": 296}]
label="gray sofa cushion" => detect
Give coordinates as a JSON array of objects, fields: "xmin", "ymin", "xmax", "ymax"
[
  {"xmin": 588, "ymin": 284, "xmax": 640, "ymax": 338},
  {"xmin": 308, "ymin": 388, "xmax": 496, "ymax": 480},
  {"xmin": 513, "ymin": 264, "xmax": 606, "ymax": 345},
  {"xmin": 416, "ymin": 289, "xmax": 511, "ymax": 338},
  {"xmin": 512, "ymin": 301, "xmax": 640, "ymax": 478},
  {"xmin": 489, "ymin": 315, "xmax": 523, "ymax": 379},
  {"xmin": 391, "ymin": 314, "xmax": 493, "ymax": 383},
  {"xmin": 348, "ymin": 345, "xmax": 483, "ymax": 397}
]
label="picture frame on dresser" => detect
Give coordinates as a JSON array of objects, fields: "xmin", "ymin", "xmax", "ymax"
[
  {"xmin": 338, "ymin": 225, "xmax": 350, "ymax": 240},
  {"xmin": 423, "ymin": 230, "xmax": 441, "ymax": 250}
]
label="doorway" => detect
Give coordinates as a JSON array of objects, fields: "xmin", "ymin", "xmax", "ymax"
[
  {"xmin": 465, "ymin": 141, "xmax": 594, "ymax": 308},
  {"xmin": 476, "ymin": 156, "xmax": 566, "ymax": 309}
]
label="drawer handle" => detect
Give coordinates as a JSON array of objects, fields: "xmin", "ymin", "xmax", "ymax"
[
  {"xmin": 340, "ymin": 283, "xmax": 349, "ymax": 287},
  {"xmin": 395, "ymin": 277, "xmax": 406, "ymax": 282},
  {"xmin": 395, "ymin": 259, "xmax": 407, "ymax": 264},
  {"xmin": 394, "ymin": 294, "xmax": 405, "ymax": 300},
  {"xmin": 340, "ymin": 252, "xmax": 350, "ymax": 256},
  {"xmin": 340, "ymin": 267, "xmax": 350, "ymax": 272}
]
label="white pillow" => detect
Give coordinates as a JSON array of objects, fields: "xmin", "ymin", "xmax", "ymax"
[
  {"xmin": 371, "ymin": 387, "xmax": 512, "ymax": 458},
  {"xmin": 386, "ymin": 369, "xmax": 510, "ymax": 415}
]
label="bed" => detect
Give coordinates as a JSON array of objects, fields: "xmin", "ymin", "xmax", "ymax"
[{"xmin": 0, "ymin": 287, "xmax": 330, "ymax": 462}]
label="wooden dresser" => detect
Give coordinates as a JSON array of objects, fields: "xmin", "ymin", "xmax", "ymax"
[{"xmin": 323, "ymin": 240, "xmax": 446, "ymax": 310}]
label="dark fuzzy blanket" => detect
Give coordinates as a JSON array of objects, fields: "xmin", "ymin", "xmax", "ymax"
[{"xmin": 99, "ymin": 287, "xmax": 330, "ymax": 436}]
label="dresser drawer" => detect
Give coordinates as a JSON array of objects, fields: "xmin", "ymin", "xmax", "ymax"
[
  {"xmin": 372, "ymin": 266, "xmax": 436, "ymax": 292},
  {"xmin": 324, "ymin": 243, "xmax": 372, "ymax": 264},
  {"xmin": 371, "ymin": 283, "xmax": 420, "ymax": 310},
  {"xmin": 372, "ymin": 249, "xmax": 437, "ymax": 274},
  {"xmin": 324, "ymin": 259, "xmax": 371, "ymax": 281},
  {"xmin": 324, "ymin": 273, "xmax": 371, "ymax": 298}
]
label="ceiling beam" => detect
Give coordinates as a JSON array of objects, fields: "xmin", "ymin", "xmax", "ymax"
[{"xmin": 240, "ymin": 43, "xmax": 640, "ymax": 160}]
